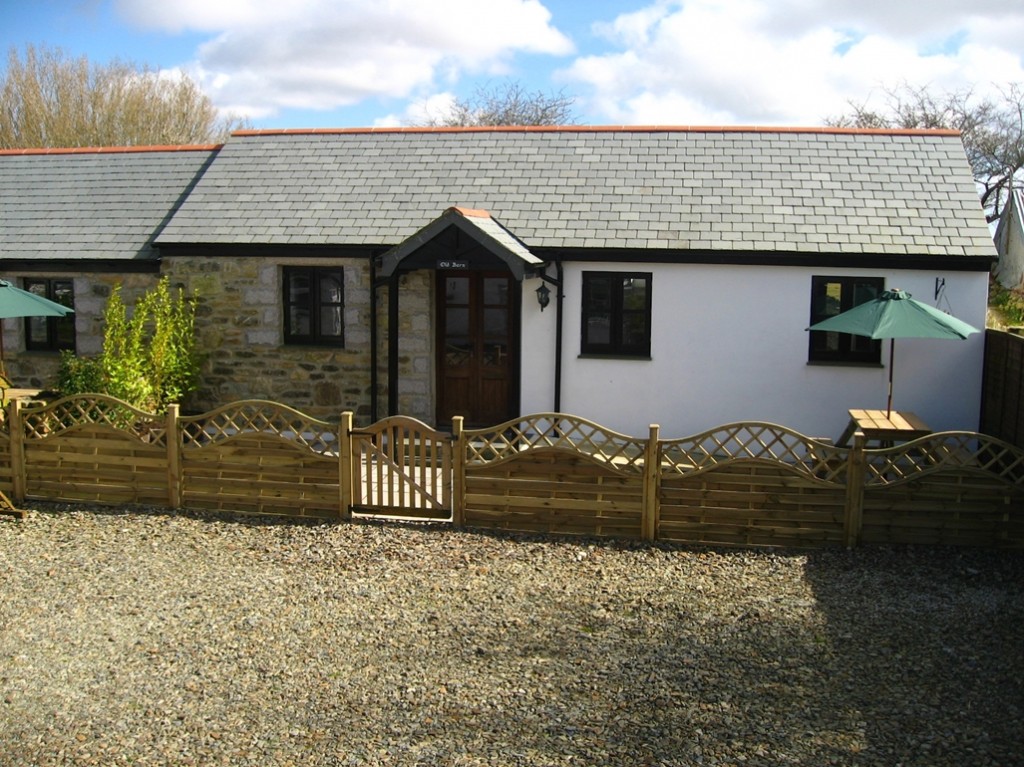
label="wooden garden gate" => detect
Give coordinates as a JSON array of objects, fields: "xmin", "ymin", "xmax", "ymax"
[{"xmin": 341, "ymin": 414, "xmax": 453, "ymax": 520}]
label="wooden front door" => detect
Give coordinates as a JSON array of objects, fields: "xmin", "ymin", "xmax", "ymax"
[{"xmin": 437, "ymin": 271, "xmax": 518, "ymax": 426}]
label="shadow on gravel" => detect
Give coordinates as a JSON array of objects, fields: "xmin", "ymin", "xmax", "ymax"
[
  {"xmin": 802, "ymin": 546, "xmax": 1024, "ymax": 767},
  {"xmin": 8, "ymin": 504, "xmax": 1023, "ymax": 766}
]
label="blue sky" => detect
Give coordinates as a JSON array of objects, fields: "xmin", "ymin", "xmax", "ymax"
[{"xmin": 3, "ymin": 0, "xmax": 1024, "ymax": 131}]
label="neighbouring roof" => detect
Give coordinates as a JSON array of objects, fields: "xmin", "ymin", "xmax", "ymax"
[
  {"xmin": 0, "ymin": 145, "xmax": 217, "ymax": 263},
  {"xmin": 155, "ymin": 126, "xmax": 996, "ymax": 259}
]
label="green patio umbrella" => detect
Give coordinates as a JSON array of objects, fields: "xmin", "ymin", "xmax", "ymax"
[
  {"xmin": 806, "ymin": 288, "xmax": 980, "ymax": 417},
  {"xmin": 0, "ymin": 279, "xmax": 75, "ymax": 378}
]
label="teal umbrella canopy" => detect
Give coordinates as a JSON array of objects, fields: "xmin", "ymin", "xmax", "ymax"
[
  {"xmin": 0, "ymin": 279, "xmax": 74, "ymax": 319},
  {"xmin": 806, "ymin": 289, "xmax": 979, "ymax": 340},
  {"xmin": 806, "ymin": 289, "xmax": 980, "ymax": 416},
  {"xmin": 0, "ymin": 279, "xmax": 75, "ymax": 379}
]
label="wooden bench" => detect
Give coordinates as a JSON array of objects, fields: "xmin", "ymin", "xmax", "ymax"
[{"xmin": 838, "ymin": 409, "xmax": 932, "ymax": 447}]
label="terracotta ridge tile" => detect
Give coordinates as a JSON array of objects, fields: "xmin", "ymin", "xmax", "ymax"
[
  {"xmin": 449, "ymin": 206, "xmax": 491, "ymax": 218},
  {"xmin": 0, "ymin": 144, "xmax": 222, "ymax": 156},
  {"xmin": 231, "ymin": 125, "xmax": 961, "ymax": 138}
]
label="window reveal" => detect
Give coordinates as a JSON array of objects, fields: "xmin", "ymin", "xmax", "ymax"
[
  {"xmin": 283, "ymin": 267, "xmax": 345, "ymax": 346},
  {"xmin": 23, "ymin": 278, "xmax": 75, "ymax": 352},
  {"xmin": 808, "ymin": 276, "xmax": 884, "ymax": 363},
  {"xmin": 581, "ymin": 272, "xmax": 652, "ymax": 357}
]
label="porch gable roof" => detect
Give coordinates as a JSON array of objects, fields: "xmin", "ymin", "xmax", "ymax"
[{"xmin": 378, "ymin": 207, "xmax": 543, "ymax": 279}]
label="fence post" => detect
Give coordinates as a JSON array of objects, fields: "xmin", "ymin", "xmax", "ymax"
[
  {"xmin": 641, "ymin": 424, "xmax": 660, "ymax": 541},
  {"xmin": 339, "ymin": 411, "xmax": 353, "ymax": 521},
  {"xmin": 451, "ymin": 416, "xmax": 465, "ymax": 527},
  {"xmin": 8, "ymin": 398, "xmax": 25, "ymax": 503},
  {"xmin": 843, "ymin": 431, "xmax": 866, "ymax": 549},
  {"xmin": 166, "ymin": 404, "xmax": 181, "ymax": 509}
]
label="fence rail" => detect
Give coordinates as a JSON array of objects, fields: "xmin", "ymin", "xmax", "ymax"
[{"xmin": 2, "ymin": 395, "xmax": 1022, "ymax": 549}]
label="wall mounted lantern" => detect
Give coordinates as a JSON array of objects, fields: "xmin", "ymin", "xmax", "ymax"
[{"xmin": 535, "ymin": 282, "xmax": 551, "ymax": 311}]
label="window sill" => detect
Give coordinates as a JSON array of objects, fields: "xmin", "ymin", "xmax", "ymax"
[
  {"xmin": 282, "ymin": 341, "xmax": 346, "ymax": 349},
  {"xmin": 578, "ymin": 353, "xmax": 652, "ymax": 361},
  {"xmin": 806, "ymin": 360, "xmax": 883, "ymax": 369}
]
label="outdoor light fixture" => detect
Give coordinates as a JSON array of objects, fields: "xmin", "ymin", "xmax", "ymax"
[{"xmin": 535, "ymin": 282, "xmax": 551, "ymax": 311}]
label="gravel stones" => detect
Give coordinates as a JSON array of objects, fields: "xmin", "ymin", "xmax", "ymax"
[{"xmin": 1, "ymin": 503, "xmax": 1022, "ymax": 766}]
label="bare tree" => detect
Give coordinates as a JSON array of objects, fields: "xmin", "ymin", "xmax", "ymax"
[
  {"xmin": 827, "ymin": 82, "xmax": 1024, "ymax": 222},
  {"xmin": 0, "ymin": 44, "xmax": 249, "ymax": 149},
  {"xmin": 417, "ymin": 80, "xmax": 576, "ymax": 127}
]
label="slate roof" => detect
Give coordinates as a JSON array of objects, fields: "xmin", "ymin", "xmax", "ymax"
[
  {"xmin": 0, "ymin": 145, "xmax": 217, "ymax": 262},
  {"xmin": 156, "ymin": 126, "xmax": 996, "ymax": 259}
]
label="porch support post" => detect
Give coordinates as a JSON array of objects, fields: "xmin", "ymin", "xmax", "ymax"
[
  {"xmin": 387, "ymin": 270, "xmax": 400, "ymax": 417},
  {"xmin": 554, "ymin": 259, "xmax": 564, "ymax": 413},
  {"xmin": 370, "ymin": 255, "xmax": 379, "ymax": 424}
]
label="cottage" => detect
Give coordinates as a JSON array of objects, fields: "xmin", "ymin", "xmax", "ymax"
[{"xmin": 0, "ymin": 126, "xmax": 996, "ymax": 439}]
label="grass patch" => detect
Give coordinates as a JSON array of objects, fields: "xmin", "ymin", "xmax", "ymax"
[{"xmin": 989, "ymin": 278, "xmax": 1024, "ymax": 327}]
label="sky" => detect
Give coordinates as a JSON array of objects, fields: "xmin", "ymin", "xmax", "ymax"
[{"xmin": 3, "ymin": 0, "xmax": 1024, "ymax": 131}]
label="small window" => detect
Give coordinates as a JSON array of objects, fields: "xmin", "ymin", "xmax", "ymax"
[
  {"xmin": 808, "ymin": 276, "xmax": 883, "ymax": 363},
  {"xmin": 23, "ymin": 278, "xmax": 75, "ymax": 352},
  {"xmin": 283, "ymin": 267, "xmax": 345, "ymax": 346},
  {"xmin": 581, "ymin": 272, "xmax": 652, "ymax": 357}
]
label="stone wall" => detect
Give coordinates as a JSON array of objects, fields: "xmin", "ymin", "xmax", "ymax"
[
  {"xmin": 0, "ymin": 271, "xmax": 157, "ymax": 390},
  {"xmin": 162, "ymin": 255, "xmax": 435, "ymax": 424},
  {"xmin": 2, "ymin": 260, "xmax": 437, "ymax": 425}
]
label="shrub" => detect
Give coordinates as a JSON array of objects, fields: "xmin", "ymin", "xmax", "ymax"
[
  {"xmin": 56, "ymin": 351, "xmax": 105, "ymax": 395},
  {"xmin": 56, "ymin": 278, "xmax": 201, "ymax": 413}
]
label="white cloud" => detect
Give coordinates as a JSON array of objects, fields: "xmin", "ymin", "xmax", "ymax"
[
  {"xmin": 115, "ymin": 0, "xmax": 573, "ymax": 120},
  {"xmin": 564, "ymin": 0, "xmax": 1024, "ymax": 126}
]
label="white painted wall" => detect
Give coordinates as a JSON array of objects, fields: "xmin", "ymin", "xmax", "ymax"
[{"xmin": 521, "ymin": 263, "xmax": 989, "ymax": 441}]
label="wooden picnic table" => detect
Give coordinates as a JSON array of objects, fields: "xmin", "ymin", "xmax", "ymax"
[{"xmin": 838, "ymin": 408, "xmax": 932, "ymax": 446}]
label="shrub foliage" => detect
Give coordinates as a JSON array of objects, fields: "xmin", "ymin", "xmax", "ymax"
[{"xmin": 58, "ymin": 278, "xmax": 201, "ymax": 412}]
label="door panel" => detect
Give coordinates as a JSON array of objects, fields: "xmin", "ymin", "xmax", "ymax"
[{"xmin": 437, "ymin": 271, "xmax": 518, "ymax": 426}]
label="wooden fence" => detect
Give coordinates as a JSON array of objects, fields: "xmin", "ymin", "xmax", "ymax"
[
  {"xmin": 982, "ymin": 329, "xmax": 1024, "ymax": 449},
  {"xmin": 2, "ymin": 395, "xmax": 1022, "ymax": 549}
]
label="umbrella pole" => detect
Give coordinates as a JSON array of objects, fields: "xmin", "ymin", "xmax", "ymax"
[{"xmin": 886, "ymin": 338, "xmax": 895, "ymax": 418}]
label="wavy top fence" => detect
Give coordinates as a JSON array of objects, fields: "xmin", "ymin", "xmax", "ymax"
[
  {"xmin": 456, "ymin": 412, "xmax": 1023, "ymax": 488},
  {"xmin": 1, "ymin": 396, "xmax": 1022, "ymax": 547}
]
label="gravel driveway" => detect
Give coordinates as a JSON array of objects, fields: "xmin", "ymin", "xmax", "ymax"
[{"xmin": 1, "ymin": 503, "xmax": 1022, "ymax": 766}]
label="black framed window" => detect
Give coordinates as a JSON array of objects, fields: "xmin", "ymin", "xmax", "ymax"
[
  {"xmin": 581, "ymin": 272, "xmax": 652, "ymax": 357},
  {"xmin": 283, "ymin": 267, "xmax": 345, "ymax": 346},
  {"xmin": 23, "ymin": 278, "xmax": 75, "ymax": 352},
  {"xmin": 808, "ymin": 276, "xmax": 883, "ymax": 363}
]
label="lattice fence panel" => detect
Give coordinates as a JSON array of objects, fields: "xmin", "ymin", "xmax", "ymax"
[
  {"xmin": 179, "ymin": 401, "xmax": 339, "ymax": 519},
  {"xmin": 861, "ymin": 433, "xmax": 1024, "ymax": 548},
  {"xmin": 179, "ymin": 400, "xmax": 337, "ymax": 454},
  {"xmin": 863, "ymin": 432, "xmax": 1024, "ymax": 487},
  {"xmin": 660, "ymin": 422, "xmax": 847, "ymax": 484},
  {"xmin": 21, "ymin": 394, "xmax": 166, "ymax": 446},
  {"xmin": 462, "ymin": 413, "xmax": 647, "ymax": 475}
]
